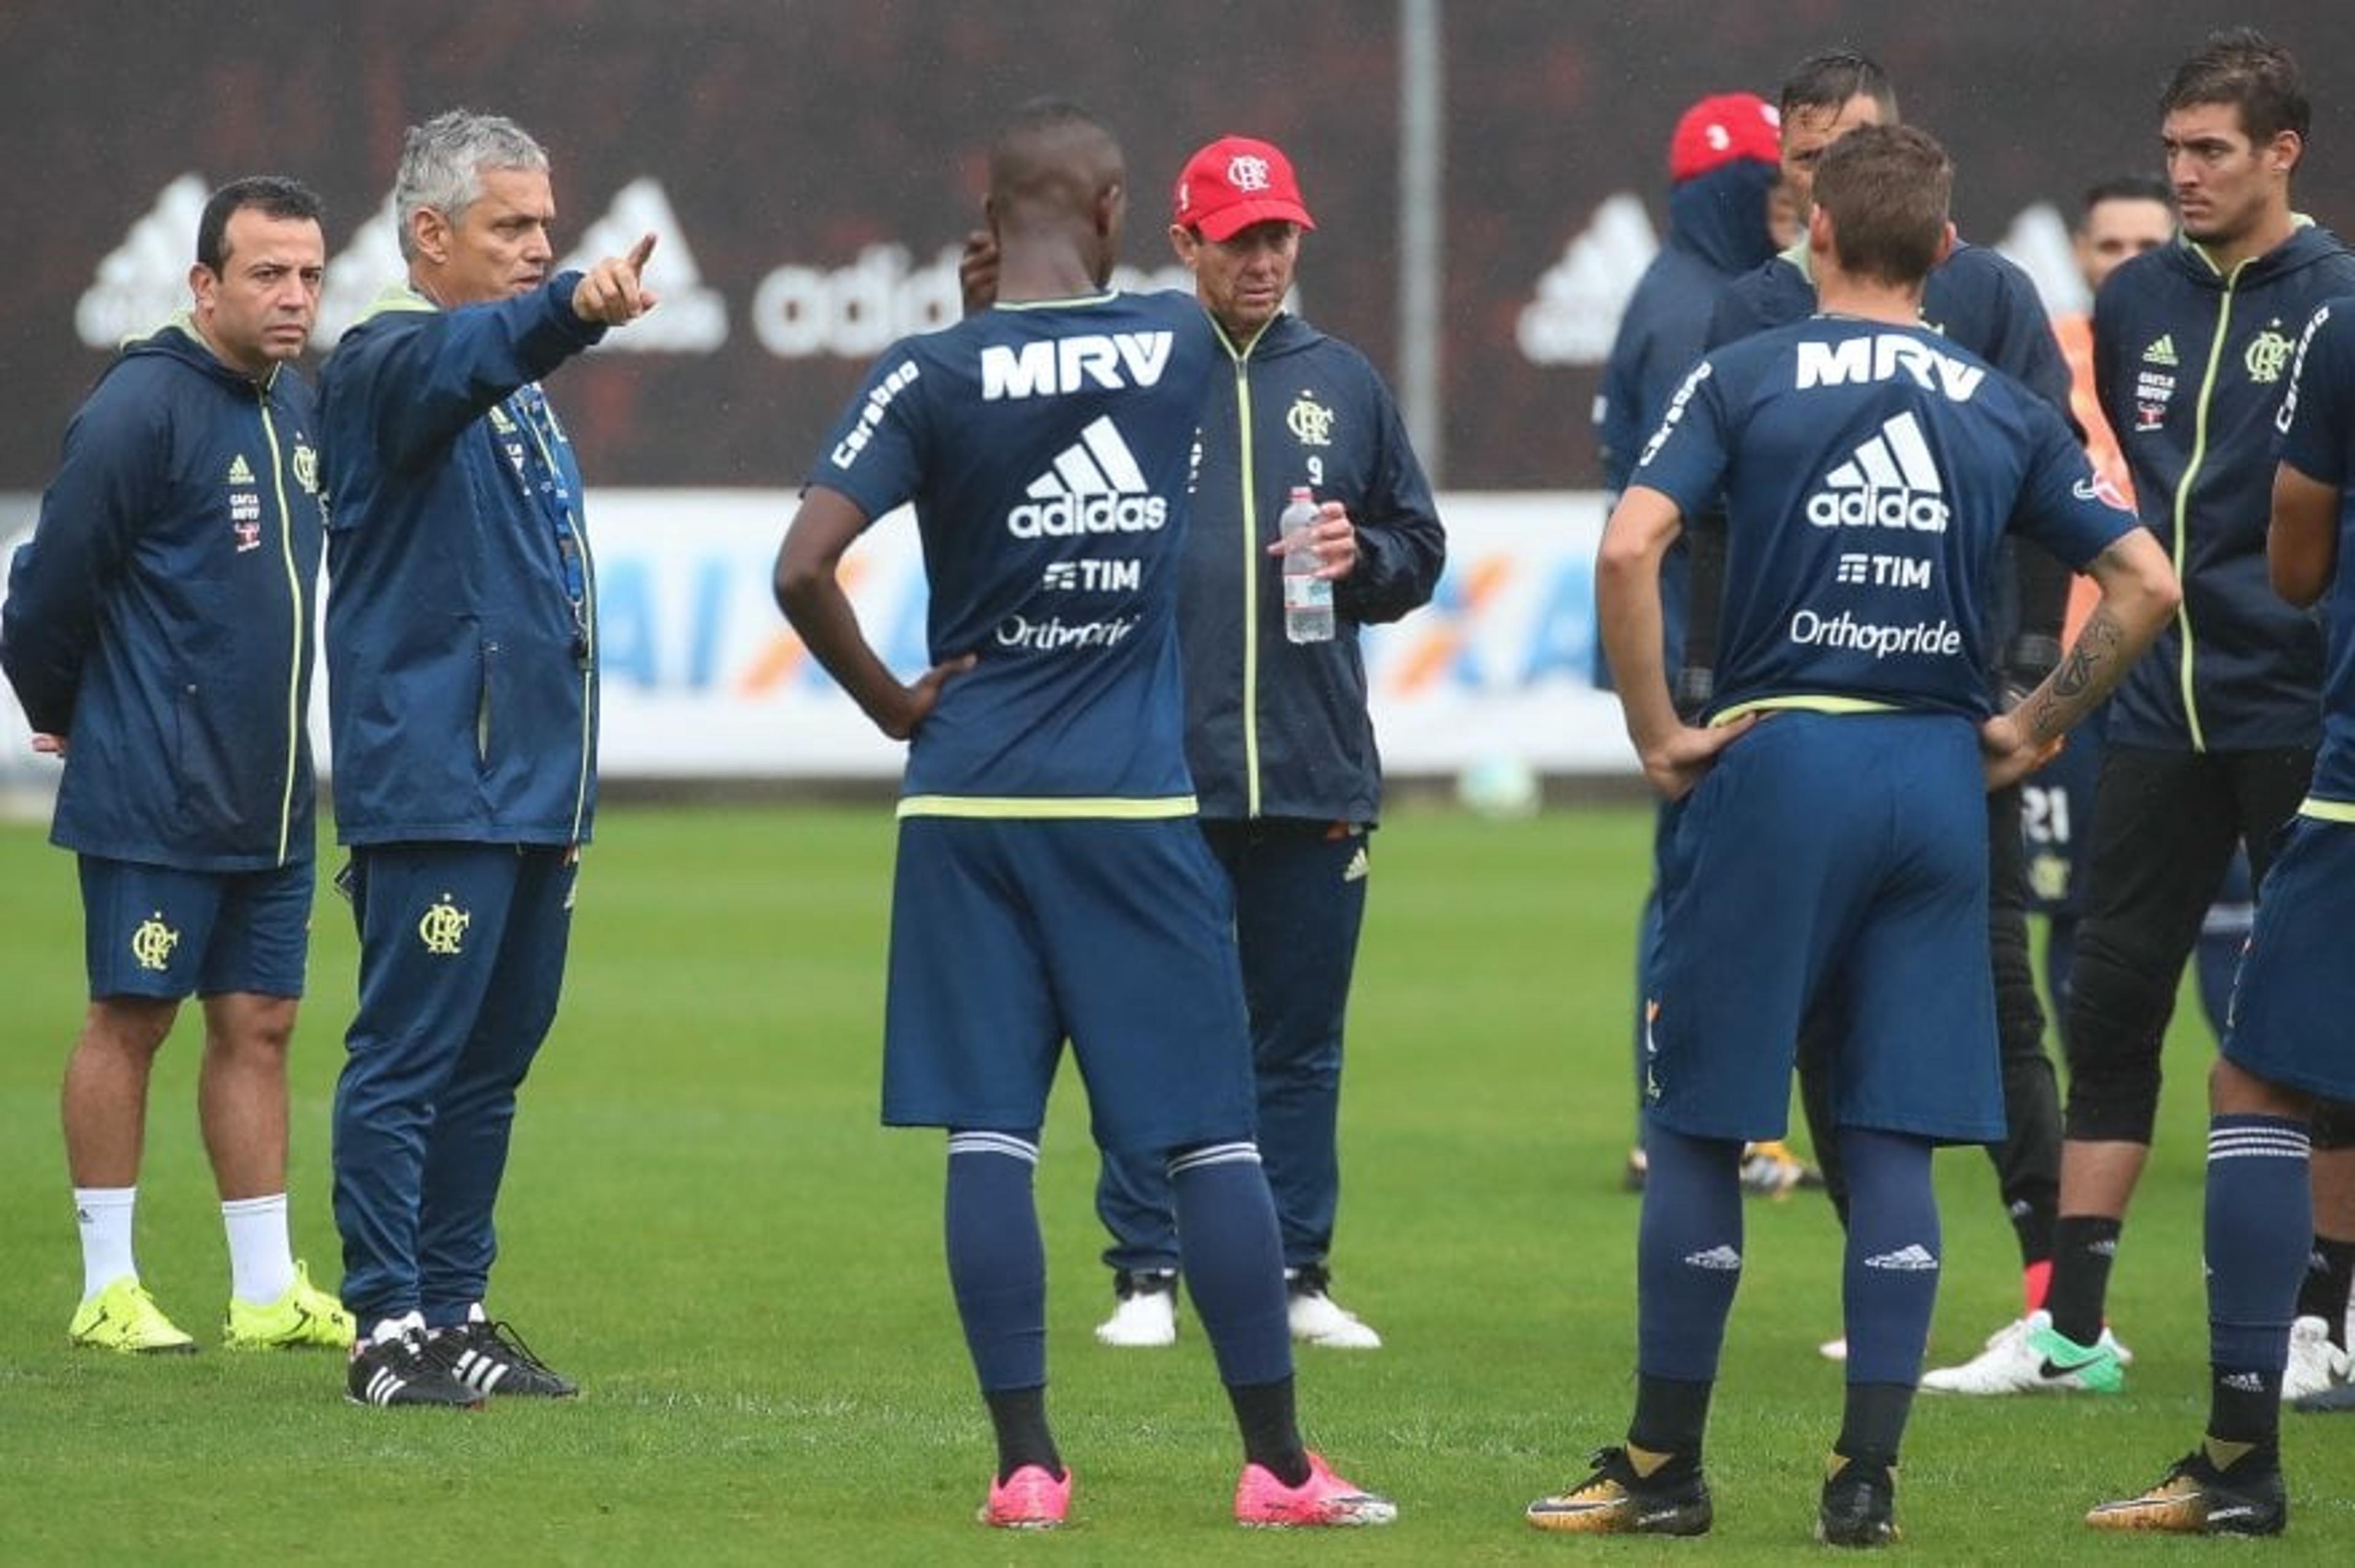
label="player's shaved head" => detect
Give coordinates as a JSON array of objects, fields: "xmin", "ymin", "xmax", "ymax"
[
  {"xmin": 986, "ymin": 99, "xmax": 1127, "ymax": 291},
  {"xmin": 990, "ymin": 100, "xmax": 1125, "ymax": 226}
]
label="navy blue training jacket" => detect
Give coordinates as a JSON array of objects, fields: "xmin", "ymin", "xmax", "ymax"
[
  {"xmin": 2, "ymin": 322, "xmax": 323, "ymax": 870},
  {"xmin": 1182, "ymin": 312, "xmax": 1445, "ymax": 822},
  {"xmin": 1592, "ymin": 159, "xmax": 1777, "ymax": 687},
  {"xmin": 319, "ymin": 277, "xmax": 607, "ymax": 846},
  {"xmin": 2094, "ymin": 223, "xmax": 2355, "ymax": 752},
  {"xmin": 1597, "ymin": 161, "xmax": 1781, "ymax": 494}
]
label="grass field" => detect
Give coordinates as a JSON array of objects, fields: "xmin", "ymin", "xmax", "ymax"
[{"xmin": 0, "ymin": 800, "xmax": 2348, "ymax": 1562}]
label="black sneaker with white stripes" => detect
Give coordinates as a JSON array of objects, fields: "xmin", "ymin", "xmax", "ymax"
[
  {"xmin": 430, "ymin": 1314, "xmax": 579, "ymax": 1398},
  {"xmin": 347, "ymin": 1324, "xmax": 484, "ymax": 1409}
]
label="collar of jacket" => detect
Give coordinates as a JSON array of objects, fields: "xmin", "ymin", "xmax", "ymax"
[
  {"xmin": 2172, "ymin": 213, "xmax": 2334, "ymax": 286},
  {"xmin": 120, "ymin": 312, "xmax": 286, "ymax": 395},
  {"xmin": 1208, "ymin": 308, "xmax": 1315, "ymax": 362}
]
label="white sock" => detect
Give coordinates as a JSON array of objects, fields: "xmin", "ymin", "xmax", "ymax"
[
  {"xmin": 369, "ymin": 1309, "xmax": 425, "ymax": 1347},
  {"xmin": 221, "ymin": 1193, "xmax": 296, "ymax": 1304},
  {"xmin": 74, "ymin": 1186, "xmax": 138, "ymax": 1301}
]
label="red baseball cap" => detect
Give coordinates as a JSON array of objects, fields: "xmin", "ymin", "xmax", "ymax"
[
  {"xmin": 1669, "ymin": 93, "xmax": 1782, "ymax": 183},
  {"xmin": 1173, "ymin": 136, "xmax": 1317, "ymax": 242}
]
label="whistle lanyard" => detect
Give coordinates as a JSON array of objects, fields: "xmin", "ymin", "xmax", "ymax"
[{"xmin": 500, "ymin": 383, "xmax": 589, "ymax": 649}]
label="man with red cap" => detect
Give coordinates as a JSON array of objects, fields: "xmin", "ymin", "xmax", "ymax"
[
  {"xmin": 1591, "ymin": 93, "xmax": 1795, "ymax": 1199},
  {"xmin": 1086, "ymin": 134, "xmax": 1447, "ymax": 1353}
]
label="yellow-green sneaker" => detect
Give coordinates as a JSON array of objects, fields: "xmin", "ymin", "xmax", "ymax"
[
  {"xmin": 69, "ymin": 1276, "xmax": 197, "ymax": 1355},
  {"xmin": 224, "ymin": 1261, "xmax": 356, "ymax": 1350}
]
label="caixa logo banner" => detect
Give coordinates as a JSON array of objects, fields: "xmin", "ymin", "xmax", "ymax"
[{"xmin": 576, "ymin": 491, "xmax": 1631, "ymax": 778}]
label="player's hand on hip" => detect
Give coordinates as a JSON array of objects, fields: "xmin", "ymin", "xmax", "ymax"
[
  {"xmin": 31, "ymin": 732, "xmax": 67, "ymax": 758},
  {"xmin": 881, "ymin": 652, "xmax": 979, "ymax": 741},
  {"xmin": 1642, "ymin": 713, "xmax": 1753, "ymax": 801},
  {"xmin": 573, "ymin": 232, "xmax": 662, "ymax": 326},
  {"xmin": 1263, "ymin": 502, "xmax": 1358, "ymax": 579},
  {"xmin": 1978, "ymin": 712, "xmax": 2062, "ymax": 792}
]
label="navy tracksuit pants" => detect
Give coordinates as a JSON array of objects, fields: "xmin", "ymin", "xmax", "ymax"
[
  {"xmin": 332, "ymin": 843, "xmax": 575, "ymax": 1328},
  {"xmin": 1097, "ymin": 818, "xmax": 1368, "ymax": 1273}
]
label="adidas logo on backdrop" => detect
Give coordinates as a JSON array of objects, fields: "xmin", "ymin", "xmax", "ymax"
[
  {"xmin": 75, "ymin": 174, "xmax": 209, "ymax": 348},
  {"xmin": 1006, "ymin": 418, "xmax": 1169, "ymax": 539},
  {"xmin": 557, "ymin": 178, "xmax": 729, "ymax": 351},
  {"xmin": 1806, "ymin": 413, "xmax": 1950, "ymax": 533},
  {"xmin": 83, "ymin": 175, "xmax": 729, "ymax": 351}
]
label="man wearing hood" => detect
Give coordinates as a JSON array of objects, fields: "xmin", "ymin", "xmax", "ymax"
[
  {"xmin": 2, "ymin": 177, "xmax": 353, "ymax": 1356},
  {"xmin": 1593, "ymin": 92, "xmax": 1793, "ymax": 1199}
]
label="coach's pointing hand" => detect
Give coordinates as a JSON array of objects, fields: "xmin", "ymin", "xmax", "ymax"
[{"xmin": 573, "ymin": 232, "xmax": 661, "ymax": 326}]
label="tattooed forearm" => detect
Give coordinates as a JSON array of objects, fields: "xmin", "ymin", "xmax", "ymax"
[{"xmin": 2025, "ymin": 605, "xmax": 2129, "ymax": 743}]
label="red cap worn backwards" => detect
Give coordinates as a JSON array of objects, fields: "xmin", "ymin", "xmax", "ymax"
[
  {"xmin": 1668, "ymin": 93, "xmax": 1782, "ymax": 183},
  {"xmin": 1173, "ymin": 136, "xmax": 1317, "ymax": 242}
]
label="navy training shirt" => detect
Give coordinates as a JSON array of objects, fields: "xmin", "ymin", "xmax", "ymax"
[
  {"xmin": 2276, "ymin": 297, "xmax": 2355, "ymax": 805},
  {"xmin": 809, "ymin": 289, "xmax": 1217, "ymax": 806},
  {"xmin": 1633, "ymin": 315, "xmax": 2135, "ymax": 721}
]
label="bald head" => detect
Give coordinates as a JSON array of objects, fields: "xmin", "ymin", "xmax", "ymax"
[{"xmin": 986, "ymin": 100, "xmax": 1127, "ymax": 291}]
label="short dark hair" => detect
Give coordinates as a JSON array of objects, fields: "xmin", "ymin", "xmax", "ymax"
[
  {"xmin": 2080, "ymin": 174, "xmax": 2175, "ymax": 224},
  {"xmin": 1780, "ymin": 49, "xmax": 1899, "ymax": 124},
  {"xmin": 988, "ymin": 98, "xmax": 1123, "ymax": 218},
  {"xmin": 196, "ymin": 176, "xmax": 324, "ymax": 274},
  {"xmin": 1813, "ymin": 124, "xmax": 1951, "ymax": 288},
  {"xmin": 2162, "ymin": 28, "xmax": 2308, "ymax": 145}
]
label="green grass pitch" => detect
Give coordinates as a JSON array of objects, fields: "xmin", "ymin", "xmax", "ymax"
[{"xmin": 0, "ymin": 801, "xmax": 2348, "ymax": 1560}]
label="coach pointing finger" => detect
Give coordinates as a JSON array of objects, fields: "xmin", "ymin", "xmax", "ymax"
[{"xmin": 572, "ymin": 232, "xmax": 661, "ymax": 324}]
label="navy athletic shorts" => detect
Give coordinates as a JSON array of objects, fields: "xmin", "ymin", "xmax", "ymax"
[
  {"xmin": 80, "ymin": 854, "xmax": 312, "ymax": 1000},
  {"xmin": 883, "ymin": 815, "xmax": 1257, "ymax": 1153},
  {"xmin": 1647, "ymin": 710, "xmax": 2004, "ymax": 1144},
  {"xmin": 2222, "ymin": 811, "xmax": 2355, "ymax": 1104}
]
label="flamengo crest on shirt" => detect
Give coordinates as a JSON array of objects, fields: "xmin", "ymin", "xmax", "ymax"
[
  {"xmin": 2245, "ymin": 324, "xmax": 2294, "ymax": 384},
  {"xmin": 980, "ymin": 332, "xmax": 1173, "ymax": 399}
]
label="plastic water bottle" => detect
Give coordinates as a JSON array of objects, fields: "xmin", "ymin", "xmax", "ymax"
[{"xmin": 1281, "ymin": 486, "xmax": 1334, "ymax": 644}]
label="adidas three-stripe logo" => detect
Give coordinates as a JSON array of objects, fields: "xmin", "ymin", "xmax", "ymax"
[
  {"xmin": 361, "ymin": 1364, "xmax": 410, "ymax": 1405},
  {"xmin": 442, "ymin": 1346, "xmax": 511, "ymax": 1394},
  {"xmin": 1805, "ymin": 412, "xmax": 1951, "ymax": 533},
  {"xmin": 1005, "ymin": 416, "xmax": 1170, "ymax": 538}
]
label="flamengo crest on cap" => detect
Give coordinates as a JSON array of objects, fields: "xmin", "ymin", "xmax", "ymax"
[{"xmin": 1227, "ymin": 155, "xmax": 1273, "ymax": 193}]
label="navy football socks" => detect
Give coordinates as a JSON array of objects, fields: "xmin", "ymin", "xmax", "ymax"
[
  {"xmin": 1838, "ymin": 1128, "xmax": 1940, "ymax": 1388},
  {"xmin": 1637, "ymin": 1125, "xmax": 1744, "ymax": 1385},
  {"xmin": 2205, "ymin": 1115, "xmax": 2310, "ymax": 1450}
]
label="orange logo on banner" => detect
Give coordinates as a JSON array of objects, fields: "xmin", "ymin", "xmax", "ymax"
[
  {"xmin": 738, "ymin": 556, "xmax": 869, "ymax": 694},
  {"xmin": 1387, "ymin": 556, "xmax": 1514, "ymax": 695}
]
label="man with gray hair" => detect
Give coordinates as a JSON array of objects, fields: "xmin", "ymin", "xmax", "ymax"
[{"xmin": 320, "ymin": 109, "xmax": 657, "ymax": 1408}]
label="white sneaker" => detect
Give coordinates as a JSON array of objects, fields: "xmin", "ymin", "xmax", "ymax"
[
  {"xmin": 1093, "ymin": 1271, "xmax": 1177, "ymax": 1348},
  {"xmin": 1920, "ymin": 1310, "xmax": 2129, "ymax": 1394},
  {"xmin": 2284, "ymin": 1315, "xmax": 2351, "ymax": 1402},
  {"xmin": 1287, "ymin": 1267, "xmax": 1382, "ymax": 1349},
  {"xmin": 1819, "ymin": 1336, "xmax": 1848, "ymax": 1362}
]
